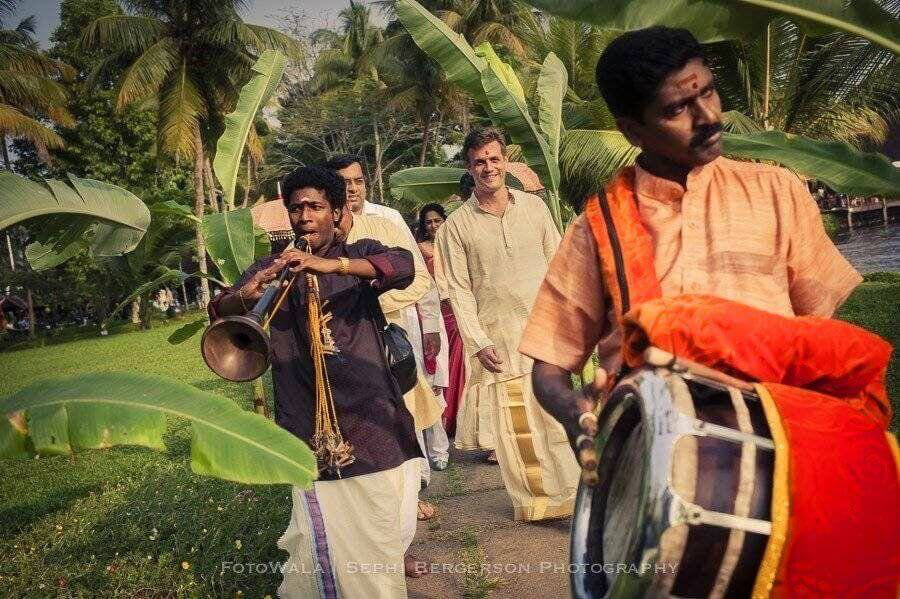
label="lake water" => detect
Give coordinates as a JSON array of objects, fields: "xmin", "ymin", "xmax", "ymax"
[{"xmin": 833, "ymin": 224, "xmax": 899, "ymax": 274}]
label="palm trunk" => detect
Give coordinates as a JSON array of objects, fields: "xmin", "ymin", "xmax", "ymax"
[
  {"xmin": 139, "ymin": 293, "xmax": 152, "ymax": 330},
  {"xmin": 419, "ymin": 112, "xmax": 433, "ymax": 166},
  {"xmin": 193, "ymin": 130, "xmax": 211, "ymax": 308},
  {"xmin": 373, "ymin": 119, "xmax": 384, "ymax": 204},
  {"xmin": 3, "ymin": 137, "xmax": 14, "ymax": 271},
  {"xmin": 252, "ymin": 378, "xmax": 271, "ymax": 418},
  {"xmin": 204, "ymin": 157, "xmax": 220, "ymax": 212},
  {"xmin": 6, "ymin": 232, "xmax": 15, "ymax": 270},
  {"xmin": 4, "ymin": 133, "xmax": 32, "ymax": 337},
  {"xmin": 0, "ymin": 135, "xmax": 10, "ymax": 171},
  {"xmin": 181, "ymin": 280, "xmax": 190, "ymax": 309}
]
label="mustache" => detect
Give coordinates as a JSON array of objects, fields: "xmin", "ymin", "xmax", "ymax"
[{"xmin": 690, "ymin": 123, "xmax": 723, "ymax": 147}]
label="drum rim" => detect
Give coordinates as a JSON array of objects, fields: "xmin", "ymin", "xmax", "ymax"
[{"xmin": 570, "ymin": 382, "xmax": 651, "ymax": 598}]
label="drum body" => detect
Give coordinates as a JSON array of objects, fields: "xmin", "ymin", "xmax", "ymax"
[{"xmin": 571, "ymin": 367, "xmax": 775, "ymax": 598}]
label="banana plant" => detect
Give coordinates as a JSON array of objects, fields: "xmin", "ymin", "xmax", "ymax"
[
  {"xmin": 394, "ymin": 0, "xmax": 900, "ymax": 223},
  {"xmin": 1, "ymin": 372, "xmax": 316, "ymax": 488},
  {"xmin": 389, "ymin": 166, "xmax": 526, "ymax": 206},
  {"xmin": 0, "ymin": 171, "xmax": 151, "ymax": 270},
  {"xmin": 396, "ymin": 0, "xmax": 569, "ymax": 231},
  {"xmin": 214, "ymin": 50, "xmax": 287, "ymax": 211},
  {"xmin": 518, "ymin": 0, "xmax": 900, "ymax": 53}
]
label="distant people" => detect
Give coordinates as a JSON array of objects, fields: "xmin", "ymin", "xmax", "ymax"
[{"xmin": 437, "ymin": 126, "xmax": 580, "ymax": 521}]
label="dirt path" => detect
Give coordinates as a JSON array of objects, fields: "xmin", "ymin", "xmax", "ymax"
[{"xmin": 406, "ymin": 447, "xmax": 573, "ymax": 598}]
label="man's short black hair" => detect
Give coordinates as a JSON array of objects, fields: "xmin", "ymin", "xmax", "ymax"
[
  {"xmin": 323, "ymin": 154, "xmax": 362, "ymax": 172},
  {"xmin": 280, "ymin": 166, "xmax": 346, "ymax": 210},
  {"xmin": 595, "ymin": 26, "xmax": 706, "ymax": 122}
]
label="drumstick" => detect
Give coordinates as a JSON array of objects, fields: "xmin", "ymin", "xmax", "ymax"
[{"xmin": 575, "ymin": 370, "xmax": 606, "ymax": 487}]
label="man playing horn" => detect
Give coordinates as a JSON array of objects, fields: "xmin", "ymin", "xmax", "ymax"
[{"xmin": 209, "ymin": 166, "xmax": 421, "ymax": 599}]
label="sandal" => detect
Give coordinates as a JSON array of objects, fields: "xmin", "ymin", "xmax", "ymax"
[
  {"xmin": 417, "ymin": 499, "xmax": 438, "ymax": 520},
  {"xmin": 485, "ymin": 450, "xmax": 498, "ymax": 464}
]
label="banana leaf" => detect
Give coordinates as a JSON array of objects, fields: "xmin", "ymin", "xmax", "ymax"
[
  {"xmin": 151, "ymin": 199, "xmax": 200, "ymax": 223},
  {"xmin": 0, "ymin": 372, "xmax": 317, "ymax": 488},
  {"xmin": 537, "ymin": 52, "xmax": 567, "ymax": 161},
  {"xmin": 722, "ymin": 131, "xmax": 900, "ymax": 197},
  {"xmin": 389, "ymin": 167, "xmax": 525, "ymax": 205},
  {"xmin": 476, "ymin": 43, "xmax": 560, "ymax": 199},
  {"xmin": 201, "ymin": 208, "xmax": 256, "ymax": 286},
  {"xmin": 558, "ymin": 129, "xmax": 640, "ymax": 210},
  {"xmin": 395, "ymin": 0, "xmax": 489, "ymax": 105},
  {"xmin": 0, "ymin": 172, "xmax": 150, "ymax": 270},
  {"xmin": 214, "ymin": 50, "xmax": 287, "ymax": 210},
  {"xmin": 518, "ymin": 0, "xmax": 900, "ymax": 53},
  {"xmin": 535, "ymin": 52, "xmax": 568, "ymax": 230},
  {"xmin": 168, "ymin": 318, "xmax": 207, "ymax": 345}
]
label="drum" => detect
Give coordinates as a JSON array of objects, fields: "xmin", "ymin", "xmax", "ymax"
[{"xmin": 570, "ymin": 365, "xmax": 775, "ymax": 598}]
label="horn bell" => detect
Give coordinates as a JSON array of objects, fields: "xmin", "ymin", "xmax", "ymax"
[{"xmin": 201, "ymin": 315, "xmax": 271, "ymax": 382}]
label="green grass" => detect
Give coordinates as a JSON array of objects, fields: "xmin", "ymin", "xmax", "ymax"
[
  {"xmin": 0, "ymin": 319, "xmax": 286, "ymax": 598},
  {"xmin": 458, "ymin": 527, "xmax": 502, "ymax": 599},
  {"xmin": 0, "ymin": 277, "xmax": 896, "ymax": 597},
  {"xmin": 836, "ymin": 273, "xmax": 900, "ymax": 431}
]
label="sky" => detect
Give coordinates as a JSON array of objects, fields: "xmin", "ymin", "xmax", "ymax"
[{"xmin": 9, "ymin": 0, "xmax": 384, "ymax": 48}]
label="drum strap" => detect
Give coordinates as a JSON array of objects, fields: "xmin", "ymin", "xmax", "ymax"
[{"xmin": 584, "ymin": 167, "xmax": 663, "ymax": 385}]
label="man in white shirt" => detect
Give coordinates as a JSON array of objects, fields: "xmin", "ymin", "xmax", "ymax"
[{"xmin": 324, "ymin": 155, "xmax": 451, "ymax": 480}]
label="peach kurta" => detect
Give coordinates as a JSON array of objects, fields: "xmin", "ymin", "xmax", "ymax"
[{"xmin": 519, "ymin": 157, "xmax": 862, "ymax": 377}]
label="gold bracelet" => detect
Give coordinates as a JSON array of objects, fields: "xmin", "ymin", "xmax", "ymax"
[{"xmin": 338, "ymin": 257, "xmax": 350, "ymax": 275}]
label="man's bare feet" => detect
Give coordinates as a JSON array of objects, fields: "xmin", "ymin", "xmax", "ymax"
[
  {"xmin": 417, "ymin": 499, "xmax": 438, "ymax": 520},
  {"xmin": 405, "ymin": 553, "xmax": 428, "ymax": 577}
]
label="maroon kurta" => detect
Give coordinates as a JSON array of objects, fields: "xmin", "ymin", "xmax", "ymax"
[{"xmin": 210, "ymin": 238, "xmax": 422, "ymax": 480}]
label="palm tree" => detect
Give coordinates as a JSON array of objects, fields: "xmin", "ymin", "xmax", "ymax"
[
  {"xmin": 381, "ymin": 18, "xmax": 467, "ymax": 166},
  {"xmin": 518, "ymin": 16, "xmax": 619, "ymax": 130},
  {"xmin": 0, "ymin": 2, "xmax": 75, "ymax": 169},
  {"xmin": 308, "ymin": 3, "xmax": 400, "ymax": 200},
  {"xmin": 434, "ymin": 0, "xmax": 538, "ymax": 60},
  {"xmin": 310, "ymin": 1, "xmax": 385, "ymax": 93},
  {"xmin": 707, "ymin": 13, "xmax": 899, "ymax": 148},
  {"xmin": 81, "ymin": 0, "xmax": 299, "ymax": 306}
]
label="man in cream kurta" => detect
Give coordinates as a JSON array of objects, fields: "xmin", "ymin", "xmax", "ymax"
[
  {"xmin": 436, "ymin": 128, "xmax": 580, "ymax": 521},
  {"xmin": 432, "ymin": 239, "xmax": 496, "ymax": 453},
  {"xmin": 326, "ymin": 155, "xmax": 451, "ymax": 474}
]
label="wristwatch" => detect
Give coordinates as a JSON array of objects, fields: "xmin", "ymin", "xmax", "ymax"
[{"xmin": 337, "ymin": 257, "xmax": 350, "ymax": 275}]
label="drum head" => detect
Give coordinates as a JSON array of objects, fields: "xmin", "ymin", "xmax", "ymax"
[{"xmin": 603, "ymin": 422, "xmax": 644, "ymax": 568}]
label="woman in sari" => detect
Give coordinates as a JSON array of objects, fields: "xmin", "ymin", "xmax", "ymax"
[{"xmin": 416, "ymin": 203, "xmax": 464, "ymax": 438}]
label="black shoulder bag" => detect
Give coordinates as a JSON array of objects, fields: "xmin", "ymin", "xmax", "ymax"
[{"xmin": 365, "ymin": 287, "xmax": 418, "ymax": 395}]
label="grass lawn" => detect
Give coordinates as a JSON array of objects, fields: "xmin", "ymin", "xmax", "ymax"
[
  {"xmin": 0, "ymin": 317, "xmax": 288, "ymax": 598},
  {"xmin": 1, "ymin": 277, "xmax": 897, "ymax": 597}
]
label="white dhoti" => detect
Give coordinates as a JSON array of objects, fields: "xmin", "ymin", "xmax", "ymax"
[
  {"xmin": 488, "ymin": 374, "xmax": 580, "ymax": 521},
  {"xmin": 454, "ymin": 355, "xmax": 496, "ymax": 451},
  {"xmin": 278, "ymin": 459, "xmax": 420, "ymax": 598}
]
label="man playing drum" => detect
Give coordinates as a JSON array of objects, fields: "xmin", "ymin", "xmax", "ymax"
[{"xmin": 518, "ymin": 26, "xmax": 861, "ymax": 443}]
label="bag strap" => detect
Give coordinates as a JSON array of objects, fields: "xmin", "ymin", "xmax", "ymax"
[{"xmin": 363, "ymin": 283, "xmax": 389, "ymax": 332}]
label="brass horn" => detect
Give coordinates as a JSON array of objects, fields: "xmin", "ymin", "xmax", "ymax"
[{"xmin": 201, "ymin": 264, "xmax": 295, "ymax": 382}]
